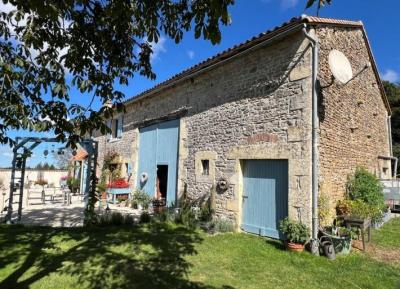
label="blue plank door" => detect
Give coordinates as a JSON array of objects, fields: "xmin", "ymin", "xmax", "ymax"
[
  {"xmin": 137, "ymin": 119, "xmax": 180, "ymax": 205},
  {"xmin": 241, "ymin": 160, "xmax": 288, "ymax": 239}
]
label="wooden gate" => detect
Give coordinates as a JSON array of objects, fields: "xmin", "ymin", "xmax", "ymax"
[
  {"xmin": 241, "ymin": 159, "xmax": 288, "ymax": 238},
  {"xmin": 137, "ymin": 119, "xmax": 179, "ymax": 205}
]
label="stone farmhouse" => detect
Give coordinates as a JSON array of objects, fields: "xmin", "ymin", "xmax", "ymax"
[{"xmin": 94, "ymin": 16, "xmax": 393, "ymax": 239}]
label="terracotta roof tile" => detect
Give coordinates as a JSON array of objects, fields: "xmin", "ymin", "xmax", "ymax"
[
  {"xmin": 123, "ymin": 16, "xmax": 385, "ymax": 110},
  {"xmin": 303, "ymin": 16, "xmax": 363, "ymax": 27},
  {"xmin": 71, "ymin": 149, "xmax": 88, "ymax": 161}
]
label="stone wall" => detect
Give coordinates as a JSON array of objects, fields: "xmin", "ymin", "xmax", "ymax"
[
  {"xmin": 316, "ymin": 25, "xmax": 391, "ymax": 214},
  {"xmin": 96, "ymin": 30, "xmax": 314, "ymax": 228}
]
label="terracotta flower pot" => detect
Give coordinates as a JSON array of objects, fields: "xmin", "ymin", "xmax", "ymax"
[{"xmin": 284, "ymin": 241, "xmax": 305, "ymax": 252}]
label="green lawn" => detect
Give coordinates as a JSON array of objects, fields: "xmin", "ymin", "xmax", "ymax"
[
  {"xmin": 0, "ymin": 220, "xmax": 399, "ymax": 289},
  {"xmin": 372, "ymin": 217, "xmax": 400, "ymax": 249}
]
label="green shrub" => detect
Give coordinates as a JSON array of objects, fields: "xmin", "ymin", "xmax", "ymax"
[
  {"xmin": 139, "ymin": 212, "xmax": 151, "ymax": 223},
  {"xmin": 336, "ymin": 199, "xmax": 383, "ymax": 221},
  {"xmin": 132, "ymin": 189, "xmax": 153, "ymax": 209},
  {"xmin": 123, "ymin": 214, "xmax": 135, "ymax": 226},
  {"xmin": 347, "ymin": 167, "xmax": 385, "ymax": 207},
  {"xmin": 212, "ymin": 218, "xmax": 235, "ymax": 233},
  {"xmin": 175, "ymin": 200, "xmax": 199, "ymax": 229},
  {"xmin": 153, "ymin": 208, "xmax": 175, "ymax": 223},
  {"xmin": 96, "ymin": 212, "xmax": 135, "ymax": 226},
  {"xmin": 279, "ymin": 217, "xmax": 310, "ymax": 244}
]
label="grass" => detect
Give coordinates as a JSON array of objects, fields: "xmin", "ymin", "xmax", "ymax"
[
  {"xmin": 371, "ymin": 216, "xmax": 400, "ymax": 248},
  {"xmin": 0, "ymin": 220, "xmax": 399, "ymax": 289}
]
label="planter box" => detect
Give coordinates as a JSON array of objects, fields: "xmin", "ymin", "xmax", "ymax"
[{"xmin": 320, "ymin": 229, "xmax": 352, "ymax": 255}]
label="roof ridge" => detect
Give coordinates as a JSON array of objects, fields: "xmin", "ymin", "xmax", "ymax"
[{"xmin": 123, "ymin": 16, "xmax": 364, "ymax": 105}]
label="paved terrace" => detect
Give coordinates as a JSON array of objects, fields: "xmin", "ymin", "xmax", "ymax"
[{"xmin": 2, "ymin": 196, "xmax": 141, "ymax": 227}]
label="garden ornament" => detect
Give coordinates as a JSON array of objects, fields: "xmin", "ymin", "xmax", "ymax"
[
  {"xmin": 140, "ymin": 172, "xmax": 149, "ymax": 186},
  {"xmin": 217, "ymin": 177, "xmax": 229, "ymax": 193},
  {"xmin": 320, "ymin": 236, "xmax": 336, "ymax": 260}
]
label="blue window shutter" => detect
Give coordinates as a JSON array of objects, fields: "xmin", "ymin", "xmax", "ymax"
[
  {"xmin": 117, "ymin": 116, "xmax": 123, "ymax": 138},
  {"xmin": 106, "ymin": 119, "xmax": 112, "ymax": 140}
]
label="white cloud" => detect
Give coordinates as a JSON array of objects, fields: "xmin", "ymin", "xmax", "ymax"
[
  {"xmin": 187, "ymin": 50, "xmax": 195, "ymax": 60},
  {"xmin": 281, "ymin": 0, "xmax": 298, "ymax": 9},
  {"xmin": 381, "ymin": 69, "xmax": 399, "ymax": 83},
  {"xmin": 149, "ymin": 36, "xmax": 167, "ymax": 63}
]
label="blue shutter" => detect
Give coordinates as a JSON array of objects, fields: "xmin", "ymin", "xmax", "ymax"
[
  {"xmin": 242, "ymin": 160, "xmax": 288, "ymax": 239},
  {"xmin": 117, "ymin": 116, "xmax": 123, "ymax": 138},
  {"xmin": 106, "ymin": 119, "xmax": 112, "ymax": 140}
]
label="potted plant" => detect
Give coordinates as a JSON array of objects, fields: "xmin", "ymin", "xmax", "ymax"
[
  {"xmin": 320, "ymin": 221, "xmax": 354, "ymax": 255},
  {"xmin": 66, "ymin": 177, "xmax": 80, "ymax": 195},
  {"xmin": 152, "ymin": 198, "xmax": 167, "ymax": 213},
  {"xmin": 279, "ymin": 217, "xmax": 310, "ymax": 252},
  {"xmin": 96, "ymin": 182, "xmax": 107, "ymax": 200},
  {"xmin": 132, "ymin": 189, "xmax": 152, "ymax": 210}
]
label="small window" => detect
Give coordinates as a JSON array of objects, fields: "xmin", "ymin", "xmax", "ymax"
[
  {"xmin": 201, "ymin": 160, "xmax": 210, "ymax": 176},
  {"xmin": 112, "ymin": 118, "xmax": 119, "ymax": 138}
]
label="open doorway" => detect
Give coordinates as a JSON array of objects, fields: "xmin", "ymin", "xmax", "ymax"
[{"xmin": 156, "ymin": 165, "xmax": 168, "ymax": 201}]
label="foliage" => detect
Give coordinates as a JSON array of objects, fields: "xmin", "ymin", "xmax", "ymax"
[
  {"xmin": 100, "ymin": 151, "xmax": 122, "ymax": 184},
  {"xmin": 139, "ymin": 211, "xmax": 151, "ymax": 224},
  {"xmin": 35, "ymin": 162, "xmax": 56, "ymax": 170},
  {"xmin": 131, "ymin": 189, "xmax": 153, "ymax": 209},
  {"xmin": 383, "ymin": 81, "xmax": 400, "ymax": 172},
  {"xmin": 318, "ymin": 191, "xmax": 331, "ymax": 227},
  {"xmin": 175, "ymin": 199, "xmax": 199, "ymax": 229},
  {"xmin": 0, "ymin": 0, "xmax": 234, "ymax": 148},
  {"xmin": 347, "ymin": 167, "xmax": 385, "ymax": 208},
  {"xmin": 96, "ymin": 212, "xmax": 135, "ymax": 227},
  {"xmin": 306, "ymin": 0, "xmax": 332, "ymax": 16},
  {"xmin": 66, "ymin": 177, "xmax": 80, "ymax": 189},
  {"xmin": 336, "ymin": 199, "xmax": 384, "ymax": 221},
  {"xmin": 84, "ymin": 166, "xmax": 99, "ymax": 226},
  {"xmin": 279, "ymin": 217, "xmax": 310, "ymax": 244},
  {"xmin": 198, "ymin": 187, "xmax": 216, "ymax": 222},
  {"xmin": 152, "ymin": 208, "xmax": 176, "ymax": 224},
  {"xmin": 96, "ymin": 182, "xmax": 107, "ymax": 193},
  {"xmin": 211, "ymin": 218, "xmax": 235, "ymax": 233}
]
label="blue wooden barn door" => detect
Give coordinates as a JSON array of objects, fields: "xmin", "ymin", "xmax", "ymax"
[
  {"xmin": 242, "ymin": 160, "xmax": 288, "ymax": 239},
  {"xmin": 137, "ymin": 119, "xmax": 179, "ymax": 205},
  {"xmin": 137, "ymin": 124, "xmax": 158, "ymax": 197},
  {"xmin": 156, "ymin": 119, "xmax": 180, "ymax": 205}
]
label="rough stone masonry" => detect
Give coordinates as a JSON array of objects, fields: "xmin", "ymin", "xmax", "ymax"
[{"xmin": 95, "ymin": 18, "xmax": 392, "ymax": 232}]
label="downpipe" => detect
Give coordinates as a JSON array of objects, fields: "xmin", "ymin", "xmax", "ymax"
[{"xmin": 302, "ymin": 24, "xmax": 320, "ymax": 255}]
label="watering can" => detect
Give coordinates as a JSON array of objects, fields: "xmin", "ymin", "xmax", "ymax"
[{"xmin": 320, "ymin": 236, "xmax": 336, "ymax": 260}]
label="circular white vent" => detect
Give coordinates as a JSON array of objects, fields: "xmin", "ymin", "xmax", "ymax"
[{"xmin": 328, "ymin": 50, "xmax": 353, "ymax": 84}]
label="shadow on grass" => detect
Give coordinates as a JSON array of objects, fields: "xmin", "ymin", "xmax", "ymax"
[
  {"xmin": 0, "ymin": 223, "xmax": 235, "ymax": 289},
  {"xmin": 264, "ymin": 238, "xmax": 285, "ymax": 250}
]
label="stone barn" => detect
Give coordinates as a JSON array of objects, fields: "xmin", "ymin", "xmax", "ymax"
[{"xmin": 94, "ymin": 16, "xmax": 393, "ymax": 239}]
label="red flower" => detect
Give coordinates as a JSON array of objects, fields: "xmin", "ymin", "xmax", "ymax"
[{"xmin": 107, "ymin": 178, "xmax": 130, "ymax": 188}]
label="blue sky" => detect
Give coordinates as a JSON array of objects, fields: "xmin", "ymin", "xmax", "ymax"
[{"xmin": 1, "ymin": 0, "xmax": 399, "ymax": 168}]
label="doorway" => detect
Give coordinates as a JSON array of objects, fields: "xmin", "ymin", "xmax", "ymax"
[{"xmin": 157, "ymin": 165, "xmax": 168, "ymax": 200}]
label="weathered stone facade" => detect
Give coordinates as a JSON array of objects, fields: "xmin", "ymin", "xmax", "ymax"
[
  {"xmin": 95, "ymin": 18, "xmax": 392, "ymax": 231},
  {"xmin": 317, "ymin": 26, "xmax": 391, "ymax": 215}
]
